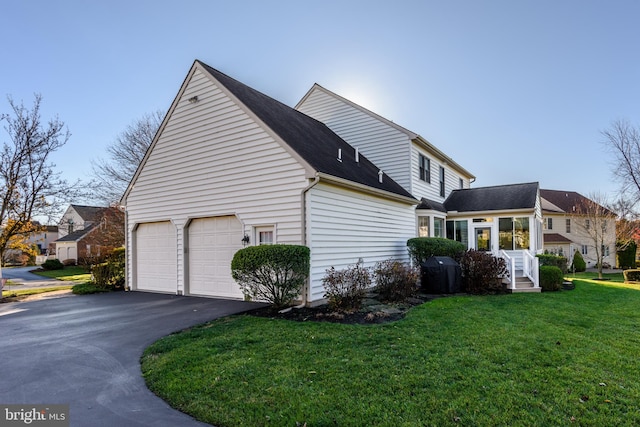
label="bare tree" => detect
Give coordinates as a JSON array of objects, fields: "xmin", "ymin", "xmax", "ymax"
[
  {"xmin": 601, "ymin": 119, "xmax": 640, "ymax": 207},
  {"xmin": 0, "ymin": 94, "xmax": 80, "ymax": 265},
  {"xmin": 572, "ymin": 192, "xmax": 617, "ymax": 279},
  {"xmin": 91, "ymin": 110, "xmax": 162, "ymax": 204}
]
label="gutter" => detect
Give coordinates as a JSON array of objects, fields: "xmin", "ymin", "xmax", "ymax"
[{"xmin": 298, "ymin": 175, "xmax": 320, "ymax": 307}]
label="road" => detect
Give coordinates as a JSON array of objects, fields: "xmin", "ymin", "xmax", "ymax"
[{"xmin": 1, "ymin": 266, "xmax": 62, "ymax": 291}]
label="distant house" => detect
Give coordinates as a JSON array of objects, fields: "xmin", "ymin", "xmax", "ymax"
[
  {"xmin": 540, "ymin": 190, "xmax": 617, "ymax": 268},
  {"xmin": 121, "ymin": 60, "xmax": 553, "ymax": 304},
  {"xmin": 55, "ymin": 205, "xmax": 124, "ymax": 263},
  {"xmin": 2, "ymin": 223, "xmax": 58, "ymax": 265}
]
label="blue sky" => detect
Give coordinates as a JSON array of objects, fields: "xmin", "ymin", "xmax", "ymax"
[{"xmin": 2, "ymin": 0, "xmax": 638, "ymax": 206}]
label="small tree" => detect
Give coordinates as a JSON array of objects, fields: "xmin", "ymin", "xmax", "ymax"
[
  {"xmin": 231, "ymin": 245, "xmax": 309, "ymax": 309},
  {"xmin": 571, "ymin": 250, "xmax": 586, "ymax": 272},
  {"xmin": 572, "ymin": 192, "xmax": 617, "ymax": 279},
  {"xmin": 0, "ymin": 95, "xmax": 80, "ymax": 266}
]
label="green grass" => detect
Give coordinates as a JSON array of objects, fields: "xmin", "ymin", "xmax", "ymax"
[
  {"xmin": 32, "ymin": 266, "xmax": 92, "ymax": 282},
  {"xmin": 2, "ymin": 285, "xmax": 73, "ymax": 298},
  {"xmin": 142, "ymin": 280, "xmax": 640, "ymax": 426}
]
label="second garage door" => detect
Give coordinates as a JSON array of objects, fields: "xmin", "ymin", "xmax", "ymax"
[
  {"xmin": 188, "ymin": 216, "xmax": 244, "ymax": 298},
  {"xmin": 136, "ymin": 221, "xmax": 176, "ymax": 293}
]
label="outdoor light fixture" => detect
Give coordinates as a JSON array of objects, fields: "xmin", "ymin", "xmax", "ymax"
[
  {"xmin": 241, "ymin": 234, "xmax": 250, "ymax": 246},
  {"xmin": 188, "ymin": 96, "xmax": 199, "ymax": 104}
]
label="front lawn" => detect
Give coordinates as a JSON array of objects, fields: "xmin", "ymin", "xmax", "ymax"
[
  {"xmin": 32, "ymin": 266, "xmax": 91, "ymax": 282},
  {"xmin": 142, "ymin": 281, "xmax": 640, "ymax": 426}
]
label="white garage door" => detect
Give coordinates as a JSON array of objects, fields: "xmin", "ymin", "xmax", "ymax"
[
  {"xmin": 136, "ymin": 221, "xmax": 176, "ymax": 293},
  {"xmin": 188, "ymin": 216, "xmax": 243, "ymax": 298}
]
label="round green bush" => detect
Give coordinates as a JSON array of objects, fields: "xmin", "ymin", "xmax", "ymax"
[
  {"xmin": 407, "ymin": 237, "xmax": 465, "ymax": 265},
  {"xmin": 231, "ymin": 244, "xmax": 310, "ymax": 309},
  {"xmin": 571, "ymin": 250, "xmax": 586, "ymax": 272},
  {"xmin": 539, "ymin": 265, "xmax": 563, "ymax": 291},
  {"xmin": 41, "ymin": 259, "xmax": 64, "ymax": 270}
]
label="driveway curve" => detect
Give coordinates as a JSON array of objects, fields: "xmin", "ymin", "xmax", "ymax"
[{"xmin": 0, "ymin": 292, "xmax": 264, "ymax": 426}]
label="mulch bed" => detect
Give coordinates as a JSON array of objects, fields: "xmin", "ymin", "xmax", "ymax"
[{"xmin": 247, "ymin": 293, "xmax": 434, "ymax": 325}]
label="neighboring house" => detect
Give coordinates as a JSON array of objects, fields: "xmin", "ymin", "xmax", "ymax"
[
  {"xmin": 540, "ymin": 189, "xmax": 617, "ymax": 268},
  {"xmin": 55, "ymin": 205, "xmax": 124, "ymax": 263},
  {"xmin": 2, "ymin": 223, "xmax": 58, "ymax": 265}
]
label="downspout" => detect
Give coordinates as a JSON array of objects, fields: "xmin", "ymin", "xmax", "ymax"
[{"xmin": 296, "ymin": 174, "xmax": 320, "ymax": 308}]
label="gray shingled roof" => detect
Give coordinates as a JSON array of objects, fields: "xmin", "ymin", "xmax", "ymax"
[
  {"xmin": 543, "ymin": 233, "xmax": 573, "ymax": 244},
  {"xmin": 198, "ymin": 61, "xmax": 415, "ymax": 201},
  {"xmin": 71, "ymin": 205, "xmax": 105, "ymax": 222},
  {"xmin": 444, "ymin": 182, "xmax": 539, "ymax": 213},
  {"xmin": 55, "ymin": 224, "xmax": 97, "ymax": 242},
  {"xmin": 417, "ymin": 197, "xmax": 447, "ymax": 213}
]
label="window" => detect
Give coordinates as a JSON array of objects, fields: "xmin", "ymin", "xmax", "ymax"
[
  {"xmin": 419, "ymin": 154, "xmax": 430, "ymax": 183},
  {"xmin": 439, "ymin": 166, "xmax": 445, "ymax": 197},
  {"xmin": 544, "ymin": 218, "xmax": 553, "ymax": 230},
  {"xmin": 459, "ymin": 178, "xmax": 464, "ymax": 189},
  {"xmin": 499, "ymin": 217, "xmax": 530, "ymax": 250},
  {"xmin": 446, "ymin": 220, "xmax": 468, "ymax": 247},
  {"xmin": 256, "ymin": 226, "xmax": 274, "ymax": 245},
  {"xmin": 418, "ymin": 216, "xmax": 430, "ymax": 237},
  {"xmin": 602, "ymin": 245, "xmax": 610, "ymax": 257},
  {"xmin": 566, "ymin": 218, "xmax": 571, "ymax": 233},
  {"xmin": 585, "ymin": 219, "xmax": 590, "ymax": 230},
  {"xmin": 581, "ymin": 245, "xmax": 588, "ymax": 255},
  {"xmin": 434, "ymin": 218, "xmax": 444, "ymax": 237}
]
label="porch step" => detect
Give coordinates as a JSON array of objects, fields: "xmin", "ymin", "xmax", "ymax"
[{"xmin": 510, "ymin": 277, "xmax": 541, "ymax": 293}]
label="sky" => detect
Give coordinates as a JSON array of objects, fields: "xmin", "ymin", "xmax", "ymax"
[{"xmin": 2, "ymin": 0, "xmax": 638, "ymax": 213}]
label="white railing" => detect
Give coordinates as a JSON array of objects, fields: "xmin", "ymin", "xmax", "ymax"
[
  {"xmin": 523, "ymin": 250, "xmax": 540, "ymax": 288},
  {"xmin": 499, "ymin": 250, "xmax": 516, "ymax": 290}
]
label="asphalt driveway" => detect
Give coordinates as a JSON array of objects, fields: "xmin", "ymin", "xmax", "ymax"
[{"xmin": 0, "ymin": 292, "xmax": 264, "ymax": 426}]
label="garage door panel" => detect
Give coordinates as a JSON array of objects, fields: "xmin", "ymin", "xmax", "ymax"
[
  {"xmin": 136, "ymin": 222, "xmax": 176, "ymax": 293},
  {"xmin": 188, "ymin": 216, "xmax": 243, "ymax": 298}
]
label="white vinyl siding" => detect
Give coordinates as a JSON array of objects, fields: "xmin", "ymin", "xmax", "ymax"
[
  {"xmin": 125, "ymin": 68, "xmax": 308, "ymax": 294},
  {"xmin": 296, "ymin": 88, "xmax": 412, "ymax": 192},
  {"xmin": 306, "ymin": 183, "xmax": 415, "ymax": 302},
  {"xmin": 411, "ymin": 146, "xmax": 469, "ymax": 201}
]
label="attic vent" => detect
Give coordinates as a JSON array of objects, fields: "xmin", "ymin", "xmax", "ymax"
[
  {"xmin": 337, "ymin": 148, "xmax": 342, "ymax": 162},
  {"xmin": 378, "ymin": 170, "xmax": 383, "ymax": 183},
  {"xmin": 355, "ymin": 147, "xmax": 359, "ymax": 163}
]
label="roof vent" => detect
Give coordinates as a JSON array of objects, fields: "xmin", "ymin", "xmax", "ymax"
[
  {"xmin": 355, "ymin": 147, "xmax": 359, "ymax": 163},
  {"xmin": 337, "ymin": 148, "xmax": 342, "ymax": 162},
  {"xmin": 378, "ymin": 170, "xmax": 383, "ymax": 183}
]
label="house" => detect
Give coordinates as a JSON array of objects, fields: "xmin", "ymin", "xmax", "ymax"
[
  {"xmin": 296, "ymin": 85, "xmax": 543, "ymax": 291},
  {"xmin": 122, "ymin": 60, "xmax": 418, "ymax": 303},
  {"xmin": 55, "ymin": 205, "xmax": 124, "ymax": 263},
  {"xmin": 2, "ymin": 223, "xmax": 58, "ymax": 265},
  {"xmin": 540, "ymin": 189, "xmax": 617, "ymax": 268}
]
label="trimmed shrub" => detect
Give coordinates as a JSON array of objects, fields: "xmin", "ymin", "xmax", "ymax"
[
  {"xmin": 91, "ymin": 247, "xmax": 125, "ymax": 290},
  {"xmin": 374, "ymin": 259, "xmax": 419, "ymax": 302},
  {"xmin": 617, "ymin": 241, "xmax": 637, "ymax": 269},
  {"xmin": 62, "ymin": 258, "xmax": 77, "ymax": 266},
  {"xmin": 623, "ymin": 269, "xmax": 640, "ymax": 283},
  {"xmin": 571, "ymin": 250, "xmax": 586, "ymax": 272},
  {"xmin": 459, "ymin": 250, "xmax": 508, "ymax": 294},
  {"xmin": 539, "ymin": 265, "xmax": 563, "ymax": 291},
  {"xmin": 41, "ymin": 259, "xmax": 64, "ymax": 271},
  {"xmin": 536, "ymin": 254, "xmax": 568, "ymax": 274},
  {"xmin": 322, "ymin": 262, "xmax": 371, "ymax": 311},
  {"xmin": 407, "ymin": 237, "xmax": 465, "ymax": 265},
  {"xmin": 231, "ymin": 244, "xmax": 310, "ymax": 309}
]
